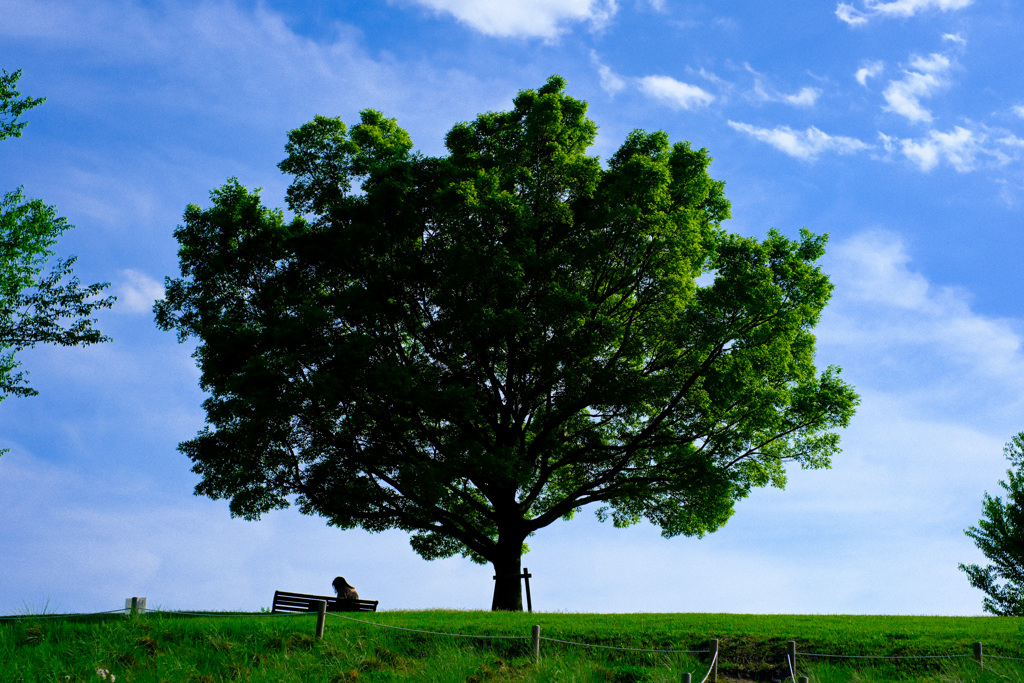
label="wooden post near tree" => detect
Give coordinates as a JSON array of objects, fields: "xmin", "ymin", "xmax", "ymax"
[
  {"xmin": 315, "ymin": 600, "xmax": 327, "ymax": 639},
  {"xmin": 974, "ymin": 642, "xmax": 983, "ymax": 669},
  {"xmin": 492, "ymin": 568, "xmax": 533, "ymax": 612},
  {"xmin": 531, "ymin": 625, "xmax": 540, "ymax": 661}
]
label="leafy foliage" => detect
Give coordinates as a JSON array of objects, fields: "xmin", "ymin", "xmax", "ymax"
[
  {"xmin": 0, "ymin": 69, "xmax": 45, "ymax": 142},
  {"xmin": 0, "ymin": 69, "xmax": 115, "ymax": 405},
  {"xmin": 157, "ymin": 76, "xmax": 858, "ymax": 609},
  {"xmin": 959, "ymin": 433, "xmax": 1024, "ymax": 616}
]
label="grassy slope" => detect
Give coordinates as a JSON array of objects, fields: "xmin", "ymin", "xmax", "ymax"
[{"xmin": 2, "ymin": 611, "xmax": 1023, "ymax": 682}]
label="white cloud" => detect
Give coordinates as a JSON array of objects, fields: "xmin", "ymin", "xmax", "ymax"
[
  {"xmin": 590, "ymin": 51, "xmax": 626, "ymax": 95},
  {"xmin": 820, "ymin": 231, "xmax": 1024, "ymax": 409},
  {"xmin": 638, "ymin": 75, "xmax": 715, "ymax": 110},
  {"xmin": 697, "ymin": 67, "xmax": 729, "ymax": 87},
  {"xmin": 855, "ymin": 60, "xmax": 884, "ymax": 86},
  {"xmin": 870, "ymin": 0, "xmax": 972, "ymax": 16},
  {"xmin": 880, "ymin": 126, "xmax": 1014, "ymax": 172},
  {"xmin": 728, "ymin": 121, "xmax": 872, "ymax": 160},
  {"xmin": 999, "ymin": 134, "xmax": 1024, "ymax": 148},
  {"xmin": 837, "ymin": 0, "xmax": 973, "ymax": 26},
  {"xmin": 744, "ymin": 64, "xmax": 822, "ymax": 108},
  {"xmin": 1012, "ymin": 105, "xmax": 1024, "ymax": 119},
  {"xmin": 882, "ymin": 53, "xmax": 951, "ymax": 123},
  {"xmin": 116, "ymin": 269, "xmax": 165, "ymax": 314},
  {"xmin": 943, "ymin": 32, "xmax": 967, "ymax": 45},
  {"xmin": 403, "ymin": 0, "xmax": 619, "ymax": 39},
  {"xmin": 783, "ymin": 86, "xmax": 822, "ymax": 107},
  {"xmin": 836, "ymin": 3, "xmax": 870, "ymax": 25}
]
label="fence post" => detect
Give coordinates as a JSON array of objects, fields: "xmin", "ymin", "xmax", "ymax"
[
  {"xmin": 532, "ymin": 624, "xmax": 541, "ymax": 662},
  {"xmin": 315, "ymin": 600, "xmax": 327, "ymax": 640},
  {"xmin": 974, "ymin": 641, "xmax": 983, "ymax": 669},
  {"xmin": 682, "ymin": 673, "xmax": 691, "ymax": 682},
  {"xmin": 787, "ymin": 640, "xmax": 797, "ymax": 678},
  {"xmin": 710, "ymin": 638, "xmax": 718, "ymax": 681},
  {"xmin": 798, "ymin": 678, "xmax": 808, "ymax": 683},
  {"xmin": 126, "ymin": 597, "xmax": 147, "ymax": 616}
]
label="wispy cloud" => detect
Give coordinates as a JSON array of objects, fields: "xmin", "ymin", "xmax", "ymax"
[
  {"xmin": 836, "ymin": 4, "xmax": 871, "ymax": 26},
  {"xmin": 746, "ymin": 64, "xmax": 822, "ymax": 108},
  {"xmin": 836, "ymin": 0, "xmax": 973, "ymax": 26},
  {"xmin": 880, "ymin": 126, "xmax": 1016, "ymax": 172},
  {"xmin": 402, "ymin": 0, "xmax": 619, "ymax": 39},
  {"xmin": 638, "ymin": 75, "xmax": 715, "ymax": 110},
  {"xmin": 728, "ymin": 121, "xmax": 872, "ymax": 160},
  {"xmin": 590, "ymin": 51, "xmax": 626, "ymax": 95},
  {"xmin": 882, "ymin": 53, "xmax": 951, "ymax": 123},
  {"xmin": 783, "ymin": 87, "xmax": 823, "ymax": 107},
  {"xmin": 855, "ymin": 60, "xmax": 884, "ymax": 86},
  {"xmin": 115, "ymin": 269, "xmax": 165, "ymax": 314},
  {"xmin": 822, "ymin": 231, "xmax": 1024, "ymax": 393}
]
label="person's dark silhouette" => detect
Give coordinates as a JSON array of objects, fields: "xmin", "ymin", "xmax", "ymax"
[{"xmin": 332, "ymin": 576, "xmax": 359, "ymax": 600}]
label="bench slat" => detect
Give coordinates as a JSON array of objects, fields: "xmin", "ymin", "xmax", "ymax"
[{"xmin": 272, "ymin": 590, "xmax": 378, "ymax": 613}]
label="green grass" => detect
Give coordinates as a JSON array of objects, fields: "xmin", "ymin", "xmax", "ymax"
[{"xmin": 2, "ymin": 610, "xmax": 1024, "ymax": 682}]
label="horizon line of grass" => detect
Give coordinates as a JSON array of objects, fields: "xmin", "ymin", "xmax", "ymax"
[{"xmin": 5, "ymin": 609, "xmax": 1024, "ymax": 681}]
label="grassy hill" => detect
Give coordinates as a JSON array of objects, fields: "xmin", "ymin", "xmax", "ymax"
[{"xmin": 3, "ymin": 610, "xmax": 1024, "ymax": 682}]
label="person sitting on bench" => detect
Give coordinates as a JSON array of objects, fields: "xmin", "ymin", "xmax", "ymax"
[{"xmin": 332, "ymin": 576, "xmax": 359, "ymax": 600}]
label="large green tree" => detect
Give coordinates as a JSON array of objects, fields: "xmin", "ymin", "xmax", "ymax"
[
  {"xmin": 1, "ymin": 69, "xmax": 115, "ymax": 409},
  {"xmin": 959, "ymin": 433, "xmax": 1024, "ymax": 616},
  {"xmin": 157, "ymin": 76, "xmax": 858, "ymax": 611}
]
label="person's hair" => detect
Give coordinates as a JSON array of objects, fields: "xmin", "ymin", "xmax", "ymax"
[{"xmin": 332, "ymin": 576, "xmax": 353, "ymax": 594}]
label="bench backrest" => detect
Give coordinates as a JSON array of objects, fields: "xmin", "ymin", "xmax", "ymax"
[{"xmin": 272, "ymin": 590, "xmax": 378, "ymax": 613}]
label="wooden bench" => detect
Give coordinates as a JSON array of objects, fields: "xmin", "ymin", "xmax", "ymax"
[{"xmin": 272, "ymin": 590, "xmax": 378, "ymax": 613}]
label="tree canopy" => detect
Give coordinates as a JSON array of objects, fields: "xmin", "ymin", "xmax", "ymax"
[
  {"xmin": 959, "ymin": 432, "xmax": 1024, "ymax": 616},
  {"xmin": 1, "ymin": 69, "xmax": 115, "ymax": 407},
  {"xmin": 156, "ymin": 76, "xmax": 859, "ymax": 610}
]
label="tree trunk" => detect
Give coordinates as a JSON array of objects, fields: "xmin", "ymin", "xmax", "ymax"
[{"xmin": 490, "ymin": 535, "xmax": 526, "ymax": 611}]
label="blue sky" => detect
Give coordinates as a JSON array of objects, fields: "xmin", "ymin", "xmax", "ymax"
[{"xmin": 2, "ymin": 0, "xmax": 1024, "ymax": 616}]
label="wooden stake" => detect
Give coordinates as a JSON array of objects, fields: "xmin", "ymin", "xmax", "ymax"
[
  {"xmin": 532, "ymin": 624, "xmax": 541, "ymax": 661},
  {"xmin": 974, "ymin": 641, "xmax": 983, "ymax": 669},
  {"xmin": 710, "ymin": 638, "xmax": 718, "ymax": 682},
  {"xmin": 315, "ymin": 600, "xmax": 327, "ymax": 639},
  {"xmin": 523, "ymin": 568, "xmax": 533, "ymax": 613},
  {"xmin": 492, "ymin": 569, "xmax": 535, "ymax": 612},
  {"xmin": 787, "ymin": 640, "xmax": 797, "ymax": 676},
  {"xmin": 682, "ymin": 673, "xmax": 691, "ymax": 682}
]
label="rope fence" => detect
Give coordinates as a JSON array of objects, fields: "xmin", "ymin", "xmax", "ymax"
[
  {"xmin": 329, "ymin": 610, "xmax": 719, "ymax": 681},
  {"xmin": 799, "ymin": 652, "xmax": 971, "ymax": 660},
  {"xmin": 0, "ymin": 609, "xmax": 125, "ymax": 621},
  {"xmin": 989, "ymin": 653, "xmax": 1024, "ymax": 662},
  {"xmin": 6, "ymin": 603, "xmax": 1024, "ymax": 682},
  {"xmin": 785, "ymin": 639, "xmax": 1022, "ymax": 682},
  {"xmin": 538, "ymin": 636, "xmax": 708, "ymax": 653}
]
